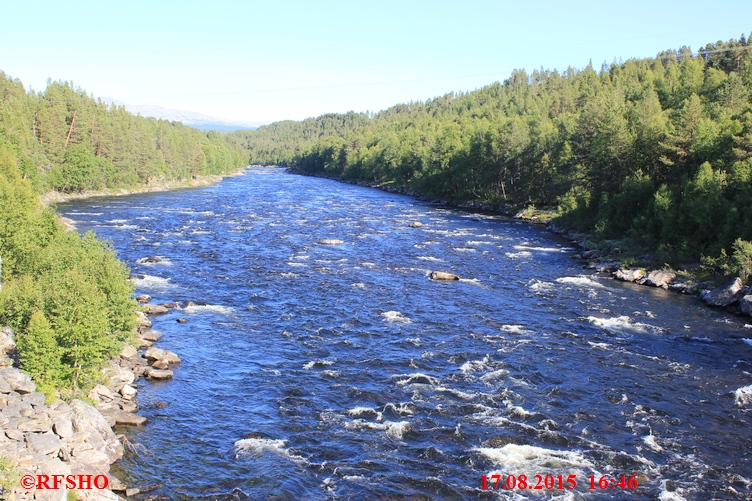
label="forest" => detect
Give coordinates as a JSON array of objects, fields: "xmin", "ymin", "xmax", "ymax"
[
  {"xmin": 235, "ymin": 35, "xmax": 752, "ymax": 272},
  {"xmin": 0, "ymin": 75, "xmax": 247, "ymax": 397}
]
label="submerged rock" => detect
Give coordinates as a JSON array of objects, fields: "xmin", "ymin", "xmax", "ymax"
[
  {"xmin": 700, "ymin": 277, "xmax": 744, "ymax": 307},
  {"xmin": 430, "ymin": 271, "xmax": 460, "ymax": 281}
]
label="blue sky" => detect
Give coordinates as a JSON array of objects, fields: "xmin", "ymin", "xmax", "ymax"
[{"xmin": 1, "ymin": 1, "xmax": 750, "ymax": 123}]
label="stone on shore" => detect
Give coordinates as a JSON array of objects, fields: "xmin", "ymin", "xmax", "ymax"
[
  {"xmin": 135, "ymin": 294, "xmax": 152, "ymax": 303},
  {"xmin": 144, "ymin": 368, "xmax": 174, "ymax": 380},
  {"xmin": 700, "ymin": 277, "xmax": 744, "ymax": 307},
  {"xmin": 740, "ymin": 295, "xmax": 752, "ymax": 316},
  {"xmin": 430, "ymin": 271, "xmax": 460, "ymax": 281},
  {"xmin": 613, "ymin": 268, "xmax": 646, "ymax": 282},
  {"xmin": 113, "ymin": 412, "xmax": 147, "ymax": 426},
  {"xmin": 145, "ymin": 304, "xmax": 169, "ymax": 315},
  {"xmin": 0, "ymin": 368, "xmax": 36, "ymax": 394},
  {"xmin": 639, "ymin": 270, "xmax": 676, "ymax": 289},
  {"xmin": 119, "ymin": 345, "xmax": 138, "ymax": 359},
  {"xmin": 144, "ymin": 347, "xmax": 181, "ymax": 364},
  {"xmin": 139, "ymin": 329, "xmax": 163, "ymax": 342}
]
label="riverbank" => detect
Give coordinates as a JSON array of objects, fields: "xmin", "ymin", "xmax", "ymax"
[
  {"xmin": 0, "ymin": 301, "xmax": 182, "ymax": 501},
  {"xmin": 288, "ymin": 168, "xmax": 752, "ymax": 319},
  {"xmin": 39, "ymin": 166, "xmax": 250, "ymax": 208}
]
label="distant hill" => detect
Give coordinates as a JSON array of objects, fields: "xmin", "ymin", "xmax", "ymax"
[{"xmin": 103, "ymin": 98, "xmax": 267, "ymax": 132}]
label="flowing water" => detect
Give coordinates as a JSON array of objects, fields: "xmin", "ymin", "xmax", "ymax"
[{"xmin": 59, "ymin": 168, "xmax": 752, "ymax": 500}]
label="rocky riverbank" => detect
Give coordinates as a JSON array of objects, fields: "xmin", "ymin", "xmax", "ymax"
[
  {"xmin": 289, "ymin": 169, "xmax": 752, "ymax": 319},
  {"xmin": 0, "ymin": 303, "xmax": 182, "ymax": 501}
]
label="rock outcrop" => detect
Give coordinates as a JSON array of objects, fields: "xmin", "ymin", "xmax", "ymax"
[{"xmin": 700, "ymin": 277, "xmax": 744, "ymax": 307}]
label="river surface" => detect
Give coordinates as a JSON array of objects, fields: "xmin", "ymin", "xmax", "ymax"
[{"xmin": 59, "ymin": 167, "xmax": 752, "ymax": 500}]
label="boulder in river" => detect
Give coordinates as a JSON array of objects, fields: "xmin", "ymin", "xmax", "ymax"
[
  {"xmin": 430, "ymin": 271, "xmax": 460, "ymax": 281},
  {"xmin": 700, "ymin": 277, "xmax": 744, "ymax": 307},
  {"xmin": 739, "ymin": 295, "xmax": 752, "ymax": 316},
  {"xmin": 145, "ymin": 368, "xmax": 174, "ymax": 380},
  {"xmin": 318, "ymin": 239, "xmax": 344, "ymax": 245},
  {"xmin": 145, "ymin": 304, "xmax": 169, "ymax": 315},
  {"xmin": 144, "ymin": 347, "xmax": 181, "ymax": 364},
  {"xmin": 639, "ymin": 270, "xmax": 676, "ymax": 289},
  {"xmin": 139, "ymin": 329, "xmax": 163, "ymax": 342},
  {"xmin": 409, "ymin": 221, "xmax": 423, "ymax": 228},
  {"xmin": 613, "ymin": 268, "xmax": 646, "ymax": 282},
  {"xmin": 143, "ymin": 256, "xmax": 163, "ymax": 263}
]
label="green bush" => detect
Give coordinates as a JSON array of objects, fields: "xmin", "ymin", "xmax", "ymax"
[{"xmin": 732, "ymin": 238, "xmax": 752, "ymax": 283}]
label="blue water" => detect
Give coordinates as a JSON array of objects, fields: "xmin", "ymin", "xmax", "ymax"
[{"xmin": 59, "ymin": 168, "xmax": 752, "ymax": 500}]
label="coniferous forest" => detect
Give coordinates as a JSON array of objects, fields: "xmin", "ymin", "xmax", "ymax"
[
  {"xmin": 235, "ymin": 35, "xmax": 752, "ymax": 270},
  {"xmin": 0, "ymin": 75, "xmax": 246, "ymax": 396}
]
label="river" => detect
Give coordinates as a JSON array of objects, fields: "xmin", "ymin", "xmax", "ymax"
[{"xmin": 58, "ymin": 167, "xmax": 752, "ymax": 500}]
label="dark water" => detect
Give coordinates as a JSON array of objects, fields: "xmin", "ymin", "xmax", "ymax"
[{"xmin": 59, "ymin": 168, "xmax": 752, "ymax": 500}]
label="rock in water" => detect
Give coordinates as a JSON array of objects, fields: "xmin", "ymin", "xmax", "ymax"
[
  {"xmin": 430, "ymin": 271, "xmax": 460, "ymax": 281},
  {"xmin": 613, "ymin": 268, "xmax": 646, "ymax": 282},
  {"xmin": 740, "ymin": 295, "xmax": 752, "ymax": 316},
  {"xmin": 144, "ymin": 347, "xmax": 181, "ymax": 364},
  {"xmin": 145, "ymin": 304, "xmax": 169, "ymax": 315},
  {"xmin": 700, "ymin": 277, "xmax": 743, "ymax": 307},
  {"xmin": 639, "ymin": 270, "xmax": 676, "ymax": 288},
  {"xmin": 409, "ymin": 221, "xmax": 423, "ymax": 228},
  {"xmin": 318, "ymin": 239, "xmax": 344, "ymax": 245}
]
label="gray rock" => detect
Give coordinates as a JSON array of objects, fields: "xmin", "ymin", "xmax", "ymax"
[
  {"xmin": 318, "ymin": 239, "xmax": 344, "ymax": 245},
  {"xmin": 2, "ymin": 405, "xmax": 22, "ymax": 418},
  {"xmin": 139, "ymin": 329, "xmax": 163, "ymax": 342},
  {"xmin": 430, "ymin": 271, "xmax": 460, "ymax": 281},
  {"xmin": 22, "ymin": 391, "xmax": 46, "ymax": 407},
  {"xmin": 18, "ymin": 417, "xmax": 52, "ymax": 433},
  {"xmin": 145, "ymin": 304, "xmax": 169, "ymax": 315},
  {"xmin": 70, "ymin": 399, "xmax": 123, "ymax": 463},
  {"xmin": 53, "ymin": 417, "xmax": 74, "ymax": 438},
  {"xmin": 120, "ymin": 385, "xmax": 137, "ymax": 400},
  {"xmin": 38, "ymin": 456, "xmax": 72, "ymax": 476},
  {"xmin": 119, "ymin": 345, "xmax": 138, "ymax": 359},
  {"xmin": 739, "ymin": 295, "xmax": 752, "ymax": 316},
  {"xmin": 26, "ymin": 433, "xmax": 62, "ymax": 456},
  {"xmin": 5, "ymin": 429, "xmax": 23, "ymax": 441},
  {"xmin": 114, "ymin": 412, "xmax": 147, "ymax": 426},
  {"xmin": 151, "ymin": 360, "xmax": 169, "ymax": 370},
  {"xmin": 135, "ymin": 294, "xmax": 152, "ymax": 303},
  {"xmin": 701, "ymin": 277, "xmax": 744, "ymax": 307},
  {"xmin": 144, "ymin": 368, "xmax": 173, "ymax": 380},
  {"xmin": 136, "ymin": 311, "xmax": 152, "ymax": 328},
  {"xmin": 71, "ymin": 448, "xmax": 111, "ymax": 471},
  {"xmin": 409, "ymin": 221, "xmax": 423, "ymax": 228},
  {"xmin": 89, "ymin": 384, "xmax": 114, "ymax": 402},
  {"xmin": 0, "ymin": 367, "xmax": 36, "ymax": 393},
  {"xmin": 613, "ymin": 268, "xmax": 646, "ymax": 282},
  {"xmin": 0, "ymin": 377, "xmax": 12, "ymax": 394},
  {"xmin": 640, "ymin": 270, "xmax": 676, "ymax": 288},
  {"xmin": 144, "ymin": 347, "xmax": 181, "ymax": 364}
]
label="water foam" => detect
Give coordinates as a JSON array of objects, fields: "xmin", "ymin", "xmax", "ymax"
[
  {"xmin": 132, "ymin": 275, "xmax": 173, "ymax": 291},
  {"xmin": 381, "ymin": 311, "xmax": 411, "ymax": 324},
  {"xmin": 734, "ymin": 385, "xmax": 752, "ymax": 406},
  {"xmin": 587, "ymin": 315, "xmax": 662, "ymax": 334},
  {"xmin": 303, "ymin": 360, "xmax": 335, "ymax": 370},
  {"xmin": 474, "ymin": 443, "xmax": 593, "ymax": 473},
  {"xmin": 182, "ymin": 304, "xmax": 235, "ymax": 316},
  {"xmin": 556, "ymin": 276, "xmax": 605, "ymax": 288}
]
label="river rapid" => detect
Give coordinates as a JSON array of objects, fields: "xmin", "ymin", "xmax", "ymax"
[{"xmin": 59, "ymin": 167, "xmax": 752, "ymax": 500}]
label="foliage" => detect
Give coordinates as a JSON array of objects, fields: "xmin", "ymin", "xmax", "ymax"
[
  {"xmin": 0, "ymin": 144, "xmax": 137, "ymax": 395},
  {"xmin": 731, "ymin": 238, "xmax": 752, "ymax": 283},
  {"xmin": 234, "ymin": 33, "xmax": 752, "ymax": 264},
  {"xmin": 0, "ymin": 75, "xmax": 247, "ymax": 194},
  {"xmin": 0, "ymin": 456, "xmax": 19, "ymax": 498}
]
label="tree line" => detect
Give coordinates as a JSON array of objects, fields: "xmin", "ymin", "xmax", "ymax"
[{"xmin": 235, "ymin": 34, "xmax": 752, "ymax": 270}]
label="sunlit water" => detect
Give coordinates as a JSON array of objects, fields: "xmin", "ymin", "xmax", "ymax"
[{"xmin": 59, "ymin": 168, "xmax": 752, "ymax": 500}]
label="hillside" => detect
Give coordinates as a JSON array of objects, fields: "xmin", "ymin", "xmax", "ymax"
[{"xmin": 234, "ymin": 35, "xmax": 752, "ymax": 271}]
